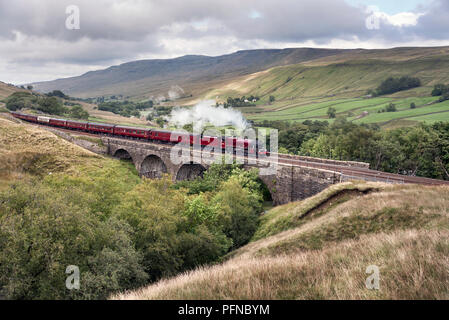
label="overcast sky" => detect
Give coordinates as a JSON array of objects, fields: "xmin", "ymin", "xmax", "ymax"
[{"xmin": 1, "ymin": 0, "xmax": 448, "ymax": 84}]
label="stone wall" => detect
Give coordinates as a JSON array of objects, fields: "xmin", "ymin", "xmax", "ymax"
[
  {"xmin": 256, "ymin": 164, "xmax": 340, "ymax": 205},
  {"xmin": 45, "ymin": 128, "xmax": 108, "ymax": 154},
  {"xmin": 279, "ymin": 154, "xmax": 370, "ymax": 169}
]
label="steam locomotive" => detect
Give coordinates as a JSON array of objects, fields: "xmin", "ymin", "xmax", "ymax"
[{"xmin": 10, "ymin": 112, "xmax": 269, "ymax": 156}]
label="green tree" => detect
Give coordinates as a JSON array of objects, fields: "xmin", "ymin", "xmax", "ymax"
[
  {"xmin": 386, "ymin": 103, "xmax": 397, "ymax": 112},
  {"xmin": 431, "ymin": 84, "xmax": 449, "ymax": 96},
  {"xmin": 156, "ymin": 117, "xmax": 166, "ymax": 127},
  {"xmin": 212, "ymin": 176, "xmax": 261, "ymax": 249},
  {"xmin": 0, "ymin": 181, "xmax": 148, "ymax": 300},
  {"xmin": 69, "ymin": 105, "xmax": 89, "ymax": 119},
  {"xmin": 37, "ymin": 96, "xmax": 67, "ymax": 115},
  {"xmin": 327, "ymin": 107, "xmax": 337, "ymax": 118},
  {"xmin": 410, "ymin": 102, "xmax": 416, "ymax": 109},
  {"xmin": 269, "ymin": 95, "xmax": 276, "ymax": 104},
  {"xmin": 114, "ymin": 177, "xmax": 230, "ymax": 281}
]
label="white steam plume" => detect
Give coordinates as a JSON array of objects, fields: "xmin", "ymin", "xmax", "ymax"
[
  {"xmin": 166, "ymin": 100, "xmax": 250, "ymax": 130},
  {"xmin": 168, "ymin": 85, "xmax": 185, "ymax": 101}
]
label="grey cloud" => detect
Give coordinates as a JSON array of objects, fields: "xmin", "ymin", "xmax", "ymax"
[{"xmin": 1, "ymin": 0, "xmax": 449, "ymax": 84}]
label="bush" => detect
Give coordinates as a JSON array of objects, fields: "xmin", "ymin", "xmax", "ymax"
[
  {"xmin": 68, "ymin": 105, "xmax": 89, "ymax": 119},
  {"xmin": 46, "ymin": 90, "xmax": 69, "ymax": 99},
  {"xmin": 37, "ymin": 96, "xmax": 68, "ymax": 115},
  {"xmin": 0, "ymin": 181, "xmax": 148, "ymax": 299},
  {"xmin": 114, "ymin": 177, "xmax": 231, "ymax": 280},
  {"xmin": 327, "ymin": 107, "xmax": 337, "ymax": 119},
  {"xmin": 213, "ymin": 177, "xmax": 261, "ymax": 249},
  {"xmin": 5, "ymin": 92, "xmax": 36, "ymax": 111},
  {"xmin": 372, "ymin": 76, "xmax": 421, "ymax": 96},
  {"xmin": 410, "ymin": 102, "xmax": 416, "ymax": 109},
  {"xmin": 386, "ymin": 103, "xmax": 397, "ymax": 112},
  {"xmin": 431, "ymin": 84, "xmax": 449, "ymax": 97},
  {"xmin": 439, "ymin": 92, "xmax": 449, "ymax": 102}
]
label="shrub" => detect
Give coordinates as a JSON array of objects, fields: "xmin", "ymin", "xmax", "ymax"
[
  {"xmin": 373, "ymin": 76, "xmax": 421, "ymax": 96},
  {"xmin": 68, "ymin": 105, "xmax": 89, "ymax": 119},
  {"xmin": 431, "ymin": 84, "xmax": 449, "ymax": 97},
  {"xmin": 386, "ymin": 103, "xmax": 397, "ymax": 112},
  {"xmin": 113, "ymin": 177, "xmax": 231, "ymax": 281},
  {"xmin": 0, "ymin": 181, "xmax": 148, "ymax": 299},
  {"xmin": 213, "ymin": 177, "xmax": 261, "ymax": 249},
  {"xmin": 327, "ymin": 107, "xmax": 337, "ymax": 119},
  {"xmin": 37, "ymin": 96, "xmax": 68, "ymax": 115}
]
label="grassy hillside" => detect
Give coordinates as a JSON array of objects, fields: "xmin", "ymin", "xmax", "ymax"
[
  {"xmin": 115, "ymin": 181, "xmax": 449, "ymax": 300},
  {"xmin": 31, "ymin": 48, "xmax": 346, "ymax": 100},
  {"xmin": 0, "ymin": 82, "xmax": 24, "ymax": 100},
  {"xmin": 27, "ymin": 46, "xmax": 449, "ymax": 127},
  {"xmin": 0, "ymin": 114, "xmax": 138, "ymax": 189},
  {"xmin": 0, "ymin": 82, "xmax": 24, "ymax": 111},
  {"xmin": 203, "ymin": 54, "xmax": 449, "ymax": 126}
]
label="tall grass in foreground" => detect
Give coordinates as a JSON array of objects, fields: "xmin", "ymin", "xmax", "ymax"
[
  {"xmin": 114, "ymin": 184, "xmax": 449, "ymax": 300},
  {"xmin": 114, "ymin": 230, "xmax": 449, "ymax": 300}
]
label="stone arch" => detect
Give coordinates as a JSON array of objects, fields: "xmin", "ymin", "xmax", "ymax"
[
  {"xmin": 257, "ymin": 174, "xmax": 279, "ymax": 206},
  {"xmin": 176, "ymin": 162, "xmax": 206, "ymax": 181},
  {"xmin": 141, "ymin": 155, "xmax": 168, "ymax": 179},
  {"xmin": 114, "ymin": 149, "xmax": 133, "ymax": 162},
  {"xmin": 257, "ymin": 177, "xmax": 273, "ymax": 203}
]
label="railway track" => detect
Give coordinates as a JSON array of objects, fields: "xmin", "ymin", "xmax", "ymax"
[
  {"xmin": 276, "ymin": 154, "xmax": 449, "ymax": 186},
  {"xmin": 29, "ymin": 121, "xmax": 449, "ymax": 187}
]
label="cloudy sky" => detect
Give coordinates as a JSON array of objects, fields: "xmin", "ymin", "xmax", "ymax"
[{"xmin": 1, "ymin": 0, "xmax": 448, "ymax": 84}]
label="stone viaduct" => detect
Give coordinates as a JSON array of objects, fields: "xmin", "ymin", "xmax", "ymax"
[{"xmin": 103, "ymin": 137, "xmax": 369, "ymax": 206}]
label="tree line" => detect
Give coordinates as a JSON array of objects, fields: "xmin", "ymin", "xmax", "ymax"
[
  {"xmin": 98, "ymin": 100, "xmax": 153, "ymax": 118},
  {"xmin": 367, "ymin": 76, "xmax": 421, "ymax": 96},
  {"xmin": 257, "ymin": 119, "xmax": 449, "ymax": 180},
  {"xmin": 5, "ymin": 91, "xmax": 89, "ymax": 120}
]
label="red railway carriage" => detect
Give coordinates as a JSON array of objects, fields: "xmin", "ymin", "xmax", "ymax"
[
  {"xmin": 150, "ymin": 129, "xmax": 172, "ymax": 143},
  {"xmin": 66, "ymin": 120, "xmax": 88, "ymax": 131},
  {"xmin": 168, "ymin": 131, "xmax": 191, "ymax": 144},
  {"xmin": 224, "ymin": 136, "xmax": 238, "ymax": 148},
  {"xmin": 114, "ymin": 126, "xmax": 151, "ymax": 139},
  {"xmin": 88, "ymin": 122, "xmax": 115, "ymax": 134},
  {"xmin": 235, "ymin": 138, "xmax": 257, "ymax": 154},
  {"xmin": 12, "ymin": 112, "xmax": 37, "ymax": 122},
  {"xmin": 23, "ymin": 113, "xmax": 38, "ymax": 122},
  {"xmin": 200, "ymin": 135, "xmax": 222, "ymax": 148},
  {"xmin": 49, "ymin": 118, "xmax": 67, "ymax": 127}
]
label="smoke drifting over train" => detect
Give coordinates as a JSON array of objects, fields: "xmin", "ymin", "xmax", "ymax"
[{"xmin": 165, "ymin": 100, "xmax": 250, "ymax": 130}]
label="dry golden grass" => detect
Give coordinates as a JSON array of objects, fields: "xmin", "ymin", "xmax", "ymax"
[
  {"xmin": 114, "ymin": 230, "xmax": 449, "ymax": 300},
  {"xmin": 114, "ymin": 183, "xmax": 449, "ymax": 300},
  {"xmin": 251, "ymin": 181, "xmax": 384, "ymax": 241},
  {"xmin": 0, "ymin": 115, "xmax": 103, "ymax": 188}
]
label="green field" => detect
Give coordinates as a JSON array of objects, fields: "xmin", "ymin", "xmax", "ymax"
[
  {"xmin": 246, "ymin": 93, "xmax": 449, "ymax": 125},
  {"xmin": 199, "ymin": 53, "xmax": 449, "ymax": 127}
]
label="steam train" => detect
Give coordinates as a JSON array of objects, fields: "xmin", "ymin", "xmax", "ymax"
[{"xmin": 10, "ymin": 112, "xmax": 269, "ymax": 156}]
